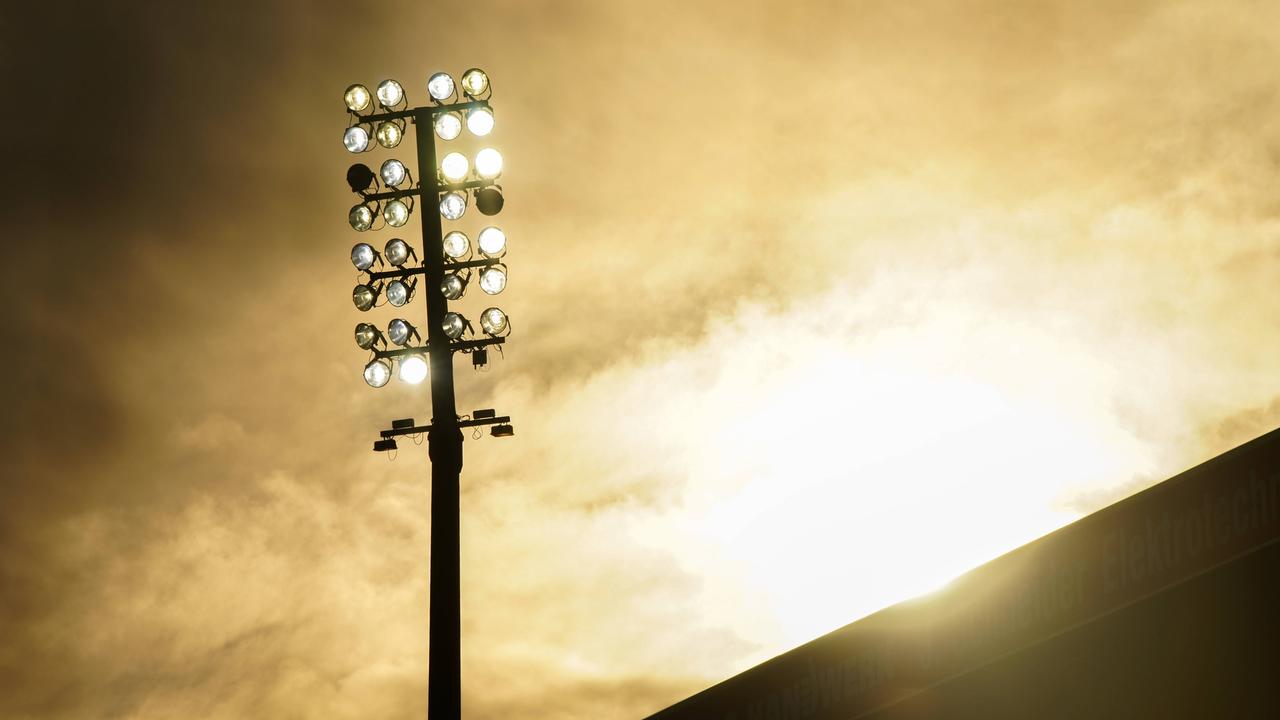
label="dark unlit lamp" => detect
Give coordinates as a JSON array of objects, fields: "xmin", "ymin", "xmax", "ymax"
[
  {"xmin": 490, "ymin": 424, "xmax": 514, "ymax": 438},
  {"xmin": 347, "ymin": 163, "xmax": 376, "ymax": 193},
  {"xmin": 373, "ymin": 438, "xmax": 398, "ymax": 452},
  {"xmin": 475, "ymin": 188, "xmax": 504, "ymax": 216}
]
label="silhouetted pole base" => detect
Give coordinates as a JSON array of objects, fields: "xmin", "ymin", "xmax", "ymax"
[{"xmin": 427, "ymin": 426, "xmax": 463, "ymax": 719}]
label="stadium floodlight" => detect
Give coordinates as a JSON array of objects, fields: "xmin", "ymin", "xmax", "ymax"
[
  {"xmin": 380, "ymin": 158, "xmax": 407, "ymax": 187},
  {"xmin": 428, "ymin": 72, "xmax": 455, "ymax": 102},
  {"xmin": 344, "ymin": 84, "xmax": 372, "ymax": 112},
  {"xmin": 383, "ymin": 198, "xmax": 410, "ymax": 227},
  {"xmin": 479, "ymin": 307, "xmax": 509, "ymax": 336},
  {"xmin": 347, "ymin": 163, "xmax": 376, "ymax": 193},
  {"xmin": 399, "ymin": 354, "xmax": 429, "ymax": 384},
  {"xmin": 478, "ymin": 266, "xmax": 506, "ymax": 295},
  {"xmin": 355, "ymin": 322, "xmax": 385, "ymax": 349},
  {"xmin": 386, "ymin": 278, "xmax": 415, "ymax": 307},
  {"xmin": 466, "ymin": 107, "xmax": 494, "ymax": 136},
  {"xmin": 441, "ymin": 273, "xmax": 465, "ymax": 300},
  {"xmin": 474, "ymin": 148, "xmax": 503, "ymax": 179},
  {"xmin": 384, "ymin": 238, "xmax": 414, "ymax": 267},
  {"xmin": 460, "ymin": 68, "xmax": 489, "ymax": 97},
  {"xmin": 442, "ymin": 312, "xmax": 466, "ymax": 339},
  {"xmin": 435, "ymin": 112, "xmax": 462, "ymax": 141},
  {"xmin": 353, "ymin": 282, "xmax": 380, "ymax": 311},
  {"xmin": 442, "ymin": 230, "xmax": 470, "ymax": 259},
  {"xmin": 376, "ymin": 79, "xmax": 405, "ymax": 108},
  {"xmin": 441, "ymin": 152, "xmax": 469, "ymax": 183},
  {"xmin": 363, "ymin": 358, "xmax": 392, "ymax": 388},
  {"xmin": 475, "ymin": 187, "xmax": 504, "ymax": 216},
  {"xmin": 351, "ymin": 242, "xmax": 380, "ymax": 270},
  {"xmin": 387, "ymin": 318, "xmax": 419, "ymax": 346},
  {"xmin": 349, "ymin": 203, "xmax": 376, "ymax": 231},
  {"xmin": 477, "ymin": 226, "xmax": 506, "ymax": 257},
  {"xmin": 440, "ymin": 192, "xmax": 466, "ymax": 221},
  {"xmin": 343, "ymin": 125, "xmax": 370, "ymax": 153},
  {"xmin": 376, "ymin": 121, "xmax": 403, "ymax": 148}
]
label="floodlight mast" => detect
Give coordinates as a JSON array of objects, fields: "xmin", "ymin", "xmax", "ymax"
[{"xmin": 343, "ymin": 73, "xmax": 511, "ymax": 720}]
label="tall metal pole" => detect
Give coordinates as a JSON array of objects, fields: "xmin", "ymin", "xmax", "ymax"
[{"xmin": 414, "ymin": 108, "xmax": 463, "ymax": 719}]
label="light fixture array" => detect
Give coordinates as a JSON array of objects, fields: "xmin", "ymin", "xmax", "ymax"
[{"xmin": 341, "ymin": 69, "xmax": 512, "ymax": 387}]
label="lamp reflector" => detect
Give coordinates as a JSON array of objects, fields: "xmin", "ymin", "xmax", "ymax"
[
  {"xmin": 466, "ymin": 107, "xmax": 494, "ymax": 136},
  {"xmin": 380, "ymin": 159, "xmax": 406, "ymax": 187},
  {"xmin": 479, "ymin": 266, "xmax": 506, "ymax": 295},
  {"xmin": 439, "ymin": 192, "xmax": 466, "ymax": 220},
  {"xmin": 442, "ymin": 312, "xmax": 466, "ymax": 339},
  {"xmin": 480, "ymin": 307, "xmax": 508, "ymax": 336},
  {"xmin": 343, "ymin": 126, "xmax": 370, "ymax": 153},
  {"xmin": 388, "ymin": 318, "xmax": 414, "ymax": 346},
  {"xmin": 442, "ymin": 230, "xmax": 470, "ymax": 259},
  {"xmin": 354, "ymin": 322, "xmax": 381, "ymax": 349},
  {"xmin": 384, "ymin": 238, "xmax": 411, "ymax": 267},
  {"xmin": 350, "ymin": 242, "xmax": 377, "ymax": 270},
  {"xmin": 428, "ymin": 72, "xmax": 455, "ymax": 101},
  {"xmin": 376, "ymin": 121, "xmax": 402, "ymax": 148},
  {"xmin": 460, "ymin": 68, "xmax": 489, "ymax": 97},
  {"xmin": 386, "ymin": 279, "xmax": 412, "ymax": 307},
  {"xmin": 383, "ymin": 199, "xmax": 410, "ymax": 227},
  {"xmin": 477, "ymin": 226, "xmax": 506, "ymax": 257},
  {"xmin": 399, "ymin": 355, "xmax": 428, "ymax": 384},
  {"xmin": 376, "ymin": 79, "xmax": 404, "ymax": 108},
  {"xmin": 475, "ymin": 148, "xmax": 503, "ymax": 179},
  {"xmin": 441, "ymin": 273, "xmax": 464, "ymax": 300},
  {"xmin": 344, "ymin": 84, "xmax": 371, "ymax": 112},
  {"xmin": 348, "ymin": 204, "xmax": 374, "ymax": 231},
  {"xmin": 441, "ymin": 152, "xmax": 469, "ymax": 182},
  {"xmin": 435, "ymin": 112, "xmax": 462, "ymax": 140},
  {"xmin": 353, "ymin": 283, "xmax": 378, "ymax": 311},
  {"xmin": 364, "ymin": 359, "xmax": 391, "ymax": 388}
]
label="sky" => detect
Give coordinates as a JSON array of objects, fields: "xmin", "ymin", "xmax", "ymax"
[{"xmin": 1, "ymin": 0, "xmax": 1279, "ymax": 717}]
